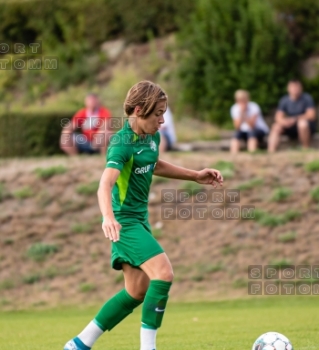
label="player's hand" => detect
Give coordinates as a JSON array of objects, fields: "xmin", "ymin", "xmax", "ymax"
[
  {"xmin": 282, "ymin": 118, "xmax": 296, "ymax": 128},
  {"xmin": 102, "ymin": 216, "xmax": 122, "ymax": 242},
  {"xmin": 195, "ymin": 168, "xmax": 223, "ymax": 188}
]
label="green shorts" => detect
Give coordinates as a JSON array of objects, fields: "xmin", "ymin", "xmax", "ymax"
[{"xmin": 111, "ymin": 212, "xmax": 164, "ymax": 270}]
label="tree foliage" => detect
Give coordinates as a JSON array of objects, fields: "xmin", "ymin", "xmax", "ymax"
[{"xmin": 179, "ymin": 0, "xmax": 297, "ymax": 125}]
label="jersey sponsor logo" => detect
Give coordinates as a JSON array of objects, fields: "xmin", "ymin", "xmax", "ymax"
[
  {"xmin": 134, "ymin": 162, "xmax": 157, "ymax": 174},
  {"xmin": 150, "ymin": 140, "xmax": 157, "ymax": 152},
  {"xmin": 107, "ymin": 161, "xmax": 119, "ymax": 165}
]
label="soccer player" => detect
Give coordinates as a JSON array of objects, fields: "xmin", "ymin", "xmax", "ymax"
[{"xmin": 63, "ymin": 81, "xmax": 223, "ymax": 350}]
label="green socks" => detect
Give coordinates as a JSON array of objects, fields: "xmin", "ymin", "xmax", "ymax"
[
  {"xmin": 94, "ymin": 289, "xmax": 142, "ymax": 331},
  {"xmin": 93, "ymin": 280, "xmax": 172, "ymax": 333},
  {"xmin": 141, "ymin": 280, "xmax": 172, "ymax": 329}
]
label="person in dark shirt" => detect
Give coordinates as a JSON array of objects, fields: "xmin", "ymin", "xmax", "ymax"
[{"xmin": 268, "ymin": 79, "xmax": 316, "ymax": 152}]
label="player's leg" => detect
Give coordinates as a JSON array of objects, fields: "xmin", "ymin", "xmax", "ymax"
[
  {"xmin": 267, "ymin": 123, "xmax": 284, "ymax": 153},
  {"xmin": 60, "ymin": 132, "xmax": 79, "ymax": 155},
  {"xmin": 230, "ymin": 138, "xmax": 240, "ymax": 154},
  {"xmin": 139, "ymin": 252, "xmax": 174, "ymax": 350},
  {"xmin": 247, "ymin": 129, "xmax": 265, "ymax": 152},
  {"xmin": 231, "ymin": 131, "xmax": 246, "ymax": 154},
  {"xmin": 64, "ymin": 266, "xmax": 148, "ymax": 350},
  {"xmin": 297, "ymin": 119, "xmax": 311, "ymax": 148}
]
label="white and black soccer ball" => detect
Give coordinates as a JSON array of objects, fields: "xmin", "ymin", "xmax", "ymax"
[{"xmin": 252, "ymin": 332, "xmax": 293, "ymax": 350}]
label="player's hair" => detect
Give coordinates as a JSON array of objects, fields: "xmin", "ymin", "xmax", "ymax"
[
  {"xmin": 124, "ymin": 81, "xmax": 167, "ymax": 118},
  {"xmin": 86, "ymin": 92, "xmax": 98, "ymax": 98},
  {"xmin": 288, "ymin": 78, "xmax": 302, "ymax": 85},
  {"xmin": 234, "ymin": 89, "xmax": 250, "ymax": 101}
]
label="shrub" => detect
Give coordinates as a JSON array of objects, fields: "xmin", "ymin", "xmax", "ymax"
[
  {"xmin": 0, "ymin": 112, "xmax": 72, "ymax": 157},
  {"xmin": 305, "ymin": 160, "xmax": 319, "ymax": 173},
  {"xmin": 76, "ymin": 181, "xmax": 99, "ymax": 196},
  {"xmin": 0, "ymin": 183, "xmax": 10, "ymax": 202},
  {"xmin": 232, "ymin": 278, "xmax": 247, "ymax": 289},
  {"xmin": 23, "ymin": 273, "xmax": 41, "ymax": 284},
  {"xmin": 79, "ymin": 283, "xmax": 96, "ymax": 293},
  {"xmin": 212, "ymin": 161, "xmax": 234, "ymax": 179},
  {"xmin": 271, "ymin": 187, "xmax": 292, "ymax": 202},
  {"xmin": 0, "ymin": 279, "xmax": 15, "ymax": 290},
  {"xmin": 71, "ymin": 223, "xmax": 92, "ymax": 234},
  {"xmin": 204, "ymin": 263, "xmax": 224, "ymax": 273},
  {"xmin": 221, "ymin": 245, "xmax": 238, "ymax": 256},
  {"xmin": 35, "ymin": 166, "xmax": 67, "ymax": 179},
  {"xmin": 27, "ymin": 243, "xmax": 59, "ymax": 261},
  {"xmin": 269, "ymin": 259, "xmax": 293, "ymax": 269},
  {"xmin": 310, "ymin": 187, "xmax": 319, "ymax": 202},
  {"xmin": 180, "ymin": 181, "xmax": 203, "ymax": 194},
  {"xmin": 254, "ymin": 209, "xmax": 300, "ymax": 227},
  {"xmin": 271, "ymin": 0, "xmax": 319, "ymax": 58},
  {"xmin": 278, "ymin": 231, "xmax": 297, "ymax": 243},
  {"xmin": 179, "ymin": 0, "xmax": 297, "ymax": 125},
  {"xmin": 237, "ymin": 178, "xmax": 263, "ymax": 190},
  {"xmin": 13, "ymin": 186, "xmax": 33, "ymax": 199}
]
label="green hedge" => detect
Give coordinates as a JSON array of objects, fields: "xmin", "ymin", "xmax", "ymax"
[{"xmin": 0, "ymin": 113, "xmax": 74, "ymax": 157}]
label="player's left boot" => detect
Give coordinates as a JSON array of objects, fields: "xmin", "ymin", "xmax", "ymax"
[{"xmin": 63, "ymin": 337, "xmax": 91, "ymax": 350}]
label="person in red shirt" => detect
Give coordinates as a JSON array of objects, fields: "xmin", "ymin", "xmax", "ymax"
[{"xmin": 60, "ymin": 93, "xmax": 113, "ymax": 155}]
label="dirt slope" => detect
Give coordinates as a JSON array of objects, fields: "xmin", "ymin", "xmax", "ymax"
[{"xmin": 0, "ymin": 151, "xmax": 319, "ymax": 309}]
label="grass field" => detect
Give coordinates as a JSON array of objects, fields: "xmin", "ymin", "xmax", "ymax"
[{"xmin": 0, "ymin": 297, "xmax": 317, "ymax": 349}]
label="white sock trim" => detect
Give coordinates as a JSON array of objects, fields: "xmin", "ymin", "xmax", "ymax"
[
  {"xmin": 140, "ymin": 326, "xmax": 157, "ymax": 350},
  {"xmin": 77, "ymin": 320, "xmax": 104, "ymax": 348}
]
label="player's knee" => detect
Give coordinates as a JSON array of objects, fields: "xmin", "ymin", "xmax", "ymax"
[
  {"xmin": 271, "ymin": 123, "xmax": 282, "ymax": 134},
  {"xmin": 158, "ymin": 268, "xmax": 174, "ymax": 282},
  {"xmin": 130, "ymin": 288, "xmax": 147, "ymax": 301},
  {"xmin": 297, "ymin": 119, "xmax": 308, "ymax": 130}
]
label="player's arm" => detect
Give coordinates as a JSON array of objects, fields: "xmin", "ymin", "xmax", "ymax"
[
  {"xmin": 275, "ymin": 110, "xmax": 293, "ymax": 126},
  {"xmin": 245, "ymin": 113, "xmax": 257, "ymax": 129},
  {"xmin": 154, "ymin": 159, "xmax": 223, "ymax": 187},
  {"xmin": 298, "ymin": 107, "xmax": 316, "ymax": 121},
  {"xmin": 97, "ymin": 168, "xmax": 122, "ymax": 242}
]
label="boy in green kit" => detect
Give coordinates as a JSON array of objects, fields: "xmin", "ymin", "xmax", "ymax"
[{"xmin": 64, "ymin": 81, "xmax": 223, "ymax": 350}]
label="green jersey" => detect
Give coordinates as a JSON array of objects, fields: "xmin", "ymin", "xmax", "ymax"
[{"xmin": 106, "ymin": 120, "xmax": 160, "ymax": 214}]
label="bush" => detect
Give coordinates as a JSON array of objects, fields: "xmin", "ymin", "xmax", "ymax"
[
  {"xmin": 212, "ymin": 161, "xmax": 234, "ymax": 179},
  {"xmin": 179, "ymin": 0, "xmax": 297, "ymax": 125},
  {"xmin": 76, "ymin": 181, "xmax": 100, "ymax": 196},
  {"xmin": 254, "ymin": 209, "xmax": 301, "ymax": 227},
  {"xmin": 27, "ymin": 243, "xmax": 59, "ymax": 262},
  {"xmin": 0, "ymin": 0, "xmax": 193, "ymax": 47},
  {"xmin": 278, "ymin": 231, "xmax": 297, "ymax": 243},
  {"xmin": 13, "ymin": 186, "xmax": 34, "ymax": 199},
  {"xmin": 271, "ymin": 0, "xmax": 319, "ymax": 58},
  {"xmin": 237, "ymin": 178, "xmax": 263, "ymax": 190},
  {"xmin": 0, "ymin": 112, "xmax": 72, "ymax": 157},
  {"xmin": 305, "ymin": 160, "xmax": 319, "ymax": 172},
  {"xmin": 35, "ymin": 166, "xmax": 67, "ymax": 179},
  {"xmin": 271, "ymin": 187, "xmax": 292, "ymax": 202},
  {"xmin": 310, "ymin": 187, "xmax": 319, "ymax": 203},
  {"xmin": 79, "ymin": 283, "xmax": 96, "ymax": 293}
]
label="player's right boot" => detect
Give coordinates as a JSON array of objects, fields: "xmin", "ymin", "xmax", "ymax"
[{"xmin": 63, "ymin": 337, "xmax": 91, "ymax": 350}]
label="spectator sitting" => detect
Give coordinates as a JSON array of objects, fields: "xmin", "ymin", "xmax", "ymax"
[
  {"xmin": 60, "ymin": 93, "xmax": 112, "ymax": 156},
  {"xmin": 268, "ymin": 79, "xmax": 316, "ymax": 152},
  {"xmin": 230, "ymin": 90, "xmax": 269, "ymax": 154},
  {"xmin": 159, "ymin": 106, "xmax": 177, "ymax": 152}
]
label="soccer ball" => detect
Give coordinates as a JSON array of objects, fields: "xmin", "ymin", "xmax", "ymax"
[{"xmin": 252, "ymin": 332, "xmax": 293, "ymax": 350}]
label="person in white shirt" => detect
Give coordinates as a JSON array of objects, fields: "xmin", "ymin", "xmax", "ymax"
[
  {"xmin": 159, "ymin": 106, "xmax": 176, "ymax": 152},
  {"xmin": 230, "ymin": 90, "xmax": 269, "ymax": 154}
]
